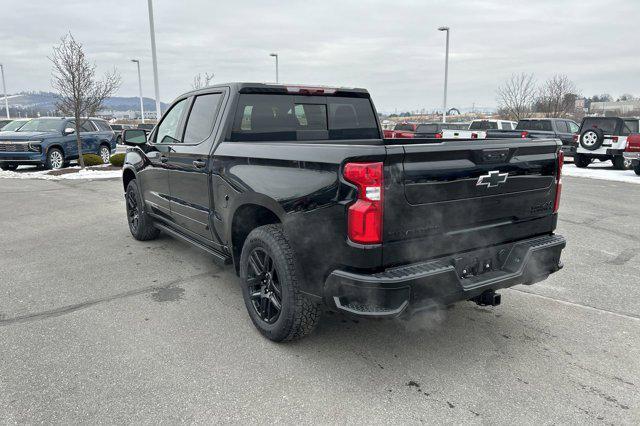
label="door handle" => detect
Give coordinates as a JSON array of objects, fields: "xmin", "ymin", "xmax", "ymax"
[{"xmin": 192, "ymin": 160, "xmax": 206, "ymax": 169}]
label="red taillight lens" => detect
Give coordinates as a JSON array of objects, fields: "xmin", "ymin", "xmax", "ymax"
[
  {"xmin": 435, "ymin": 132, "xmax": 443, "ymax": 139},
  {"xmin": 572, "ymin": 134, "xmax": 578, "ymax": 143},
  {"xmin": 344, "ymin": 162, "xmax": 383, "ymax": 244},
  {"xmin": 611, "ymin": 136, "xmax": 619, "ymax": 142},
  {"xmin": 471, "ymin": 132, "xmax": 478, "ymax": 139},
  {"xmin": 521, "ymin": 131, "xmax": 529, "ymax": 139},
  {"xmin": 554, "ymin": 150, "xmax": 564, "ymax": 213}
]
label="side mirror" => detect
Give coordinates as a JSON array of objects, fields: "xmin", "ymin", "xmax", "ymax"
[
  {"xmin": 123, "ymin": 129, "xmax": 148, "ymax": 146},
  {"xmin": 64, "ymin": 127, "xmax": 75, "ymax": 135}
]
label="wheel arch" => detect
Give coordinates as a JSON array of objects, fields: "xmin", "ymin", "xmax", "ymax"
[
  {"xmin": 122, "ymin": 167, "xmax": 136, "ymax": 192},
  {"xmin": 230, "ymin": 202, "xmax": 282, "ymax": 274}
]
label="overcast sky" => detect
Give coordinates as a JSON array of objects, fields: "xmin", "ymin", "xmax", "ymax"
[{"xmin": 1, "ymin": 0, "xmax": 638, "ymax": 112}]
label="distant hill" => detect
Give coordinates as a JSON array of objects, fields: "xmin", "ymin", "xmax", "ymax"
[{"xmin": 3, "ymin": 91, "xmax": 167, "ymax": 115}]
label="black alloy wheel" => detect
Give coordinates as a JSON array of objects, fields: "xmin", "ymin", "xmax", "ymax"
[
  {"xmin": 246, "ymin": 247, "xmax": 282, "ymax": 324},
  {"xmin": 125, "ymin": 185, "xmax": 140, "ymax": 234}
]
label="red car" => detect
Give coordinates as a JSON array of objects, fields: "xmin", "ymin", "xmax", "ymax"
[
  {"xmin": 383, "ymin": 122, "xmax": 418, "ymax": 139},
  {"xmin": 624, "ymin": 133, "xmax": 640, "ymax": 175}
]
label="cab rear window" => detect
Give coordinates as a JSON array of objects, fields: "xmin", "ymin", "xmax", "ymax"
[{"xmin": 230, "ymin": 94, "xmax": 379, "ymax": 141}]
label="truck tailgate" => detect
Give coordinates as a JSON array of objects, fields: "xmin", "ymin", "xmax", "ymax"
[{"xmin": 383, "ymin": 138, "xmax": 561, "ymax": 266}]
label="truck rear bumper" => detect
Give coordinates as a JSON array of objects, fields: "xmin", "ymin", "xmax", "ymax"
[{"xmin": 324, "ymin": 234, "xmax": 566, "ymax": 318}]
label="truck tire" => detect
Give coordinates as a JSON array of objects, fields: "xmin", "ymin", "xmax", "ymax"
[
  {"xmin": 45, "ymin": 148, "xmax": 65, "ymax": 170},
  {"xmin": 612, "ymin": 156, "xmax": 627, "ymax": 170},
  {"xmin": 240, "ymin": 224, "xmax": 320, "ymax": 342},
  {"xmin": 125, "ymin": 180, "xmax": 160, "ymax": 241},
  {"xmin": 579, "ymin": 128, "xmax": 604, "ymax": 151},
  {"xmin": 574, "ymin": 153, "xmax": 591, "ymax": 168},
  {"xmin": 634, "ymin": 162, "xmax": 640, "ymax": 176},
  {"xmin": 0, "ymin": 163, "xmax": 17, "ymax": 171}
]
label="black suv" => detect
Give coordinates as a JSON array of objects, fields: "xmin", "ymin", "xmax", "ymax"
[{"xmin": 121, "ymin": 83, "xmax": 565, "ymax": 341}]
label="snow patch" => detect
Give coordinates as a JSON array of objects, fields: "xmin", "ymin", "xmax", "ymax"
[
  {"xmin": 563, "ymin": 162, "xmax": 639, "ymax": 185},
  {"xmin": 0, "ymin": 166, "xmax": 122, "ymax": 181}
]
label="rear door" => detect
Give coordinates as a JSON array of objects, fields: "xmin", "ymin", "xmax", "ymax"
[
  {"xmin": 383, "ymin": 138, "xmax": 560, "ymax": 265},
  {"xmin": 165, "ymin": 90, "xmax": 226, "ymax": 244}
]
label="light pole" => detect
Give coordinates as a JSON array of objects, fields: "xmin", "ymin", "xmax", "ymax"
[
  {"xmin": 147, "ymin": 0, "xmax": 161, "ymax": 120},
  {"xmin": 131, "ymin": 59, "xmax": 145, "ymax": 123},
  {"xmin": 438, "ymin": 26, "xmax": 450, "ymax": 123},
  {"xmin": 0, "ymin": 64, "xmax": 9, "ymax": 119},
  {"xmin": 269, "ymin": 53, "xmax": 279, "ymax": 83}
]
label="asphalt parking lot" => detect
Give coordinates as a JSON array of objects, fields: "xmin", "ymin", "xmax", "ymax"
[{"xmin": 0, "ymin": 175, "xmax": 638, "ymax": 424}]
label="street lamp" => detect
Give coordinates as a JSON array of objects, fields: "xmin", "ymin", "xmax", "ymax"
[
  {"xmin": 131, "ymin": 59, "xmax": 145, "ymax": 123},
  {"xmin": 438, "ymin": 26, "xmax": 450, "ymax": 123},
  {"xmin": 147, "ymin": 0, "xmax": 161, "ymax": 120},
  {"xmin": 269, "ymin": 53, "xmax": 279, "ymax": 83},
  {"xmin": 0, "ymin": 64, "xmax": 9, "ymax": 119}
]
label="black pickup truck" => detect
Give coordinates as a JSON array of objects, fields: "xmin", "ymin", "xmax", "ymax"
[
  {"xmin": 121, "ymin": 83, "xmax": 566, "ymax": 342},
  {"xmin": 486, "ymin": 118, "xmax": 579, "ymax": 156}
]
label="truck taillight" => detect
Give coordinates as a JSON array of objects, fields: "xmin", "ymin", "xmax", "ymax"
[
  {"xmin": 471, "ymin": 132, "xmax": 478, "ymax": 139},
  {"xmin": 572, "ymin": 134, "xmax": 578, "ymax": 143},
  {"xmin": 435, "ymin": 132, "xmax": 443, "ymax": 139},
  {"xmin": 610, "ymin": 136, "xmax": 618, "ymax": 142},
  {"xmin": 554, "ymin": 150, "xmax": 564, "ymax": 213},
  {"xmin": 343, "ymin": 162, "xmax": 383, "ymax": 244},
  {"xmin": 521, "ymin": 131, "xmax": 529, "ymax": 138}
]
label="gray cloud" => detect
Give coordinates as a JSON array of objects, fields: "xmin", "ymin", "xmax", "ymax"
[{"xmin": 1, "ymin": 0, "xmax": 638, "ymax": 113}]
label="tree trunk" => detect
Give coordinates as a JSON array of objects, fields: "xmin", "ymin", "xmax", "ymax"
[{"xmin": 75, "ymin": 116, "xmax": 84, "ymax": 169}]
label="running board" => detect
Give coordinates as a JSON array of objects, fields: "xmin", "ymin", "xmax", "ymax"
[{"xmin": 153, "ymin": 222, "xmax": 232, "ymax": 265}]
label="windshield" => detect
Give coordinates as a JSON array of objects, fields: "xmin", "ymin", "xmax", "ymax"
[
  {"xmin": 581, "ymin": 118, "xmax": 618, "ymax": 134},
  {"xmin": 469, "ymin": 120, "xmax": 498, "ymax": 130},
  {"xmin": 1, "ymin": 120, "xmax": 28, "ymax": 131},
  {"xmin": 516, "ymin": 120, "xmax": 553, "ymax": 131},
  {"xmin": 394, "ymin": 123, "xmax": 415, "ymax": 131},
  {"xmin": 416, "ymin": 124, "xmax": 439, "ymax": 133},
  {"xmin": 17, "ymin": 119, "xmax": 63, "ymax": 133}
]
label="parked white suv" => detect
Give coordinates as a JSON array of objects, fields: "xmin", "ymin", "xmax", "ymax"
[{"xmin": 575, "ymin": 117, "xmax": 639, "ymax": 169}]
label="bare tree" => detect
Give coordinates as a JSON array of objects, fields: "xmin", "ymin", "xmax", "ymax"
[
  {"xmin": 50, "ymin": 33, "xmax": 121, "ymax": 168},
  {"xmin": 496, "ymin": 73, "xmax": 537, "ymax": 121},
  {"xmin": 192, "ymin": 72, "xmax": 214, "ymax": 90},
  {"xmin": 536, "ymin": 74, "xmax": 578, "ymax": 118}
]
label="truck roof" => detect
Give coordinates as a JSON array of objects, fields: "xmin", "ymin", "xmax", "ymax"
[{"xmin": 181, "ymin": 82, "xmax": 370, "ymax": 97}]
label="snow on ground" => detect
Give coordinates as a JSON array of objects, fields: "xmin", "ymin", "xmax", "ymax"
[
  {"xmin": 0, "ymin": 166, "xmax": 122, "ymax": 181},
  {"xmin": 563, "ymin": 160, "xmax": 639, "ymax": 185}
]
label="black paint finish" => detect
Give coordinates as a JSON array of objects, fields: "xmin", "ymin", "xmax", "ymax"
[{"xmin": 123, "ymin": 82, "xmax": 564, "ymax": 308}]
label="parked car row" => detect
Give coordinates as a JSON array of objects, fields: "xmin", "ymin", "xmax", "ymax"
[
  {"xmin": 384, "ymin": 115, "xmax": 640, "ymax": 173},
  {"xmin": 0, "ymin": 117, "xmax": 116, "ymax": 170},
  {"xmin": 383, "ymin": 119, "xmax": 517, "ymax": 139}
]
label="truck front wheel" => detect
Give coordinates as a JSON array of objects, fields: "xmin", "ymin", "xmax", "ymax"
[
  {"xmin": 240, "ymin": 224, "xmax": 320, "ymax": 342},
  {"xmin": 125, "ymin": 180, "xmax": 160, "ymax": 241},
  {"xmin": 612, "ymin": 156, "xmax": 628, "ymax": 170},
  {"xmin": 634, "ymin": 162, "xmax": 640, "ymax": 176}
]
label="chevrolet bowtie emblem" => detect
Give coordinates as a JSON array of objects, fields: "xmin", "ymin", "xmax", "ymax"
[{"xmin": 476, "ymin": 170, "xmax": 508, "ymax": 188}]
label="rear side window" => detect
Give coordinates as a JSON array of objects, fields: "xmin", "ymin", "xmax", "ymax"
[
  {"xmin": 568, "ymin": 121, "xmax": 579, "ymax": 133},
  {"xmin": 621, "ymin": 120, "xmax": 639, "ymax": 136},
  {"xmin": 230, "ymin": 94, "xmax": 378, "ymax": 142},
  {"xmin": 501, "ymin": 122, "xmax": 513, "ymax": 130},
  {"xmin": 555, "ymin": 121, "xmax": 569, "ymax": 133},
  {"xmin": 93, "ymin": 120, "xmax": 112, "ymax": 131},
  {"xmin": 183, "ymin": 93, "xmax": 223, "ymax": 143},
  {"xmin": 581, "ymin": 118, "xmax": 618, "ymax": 134}
]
